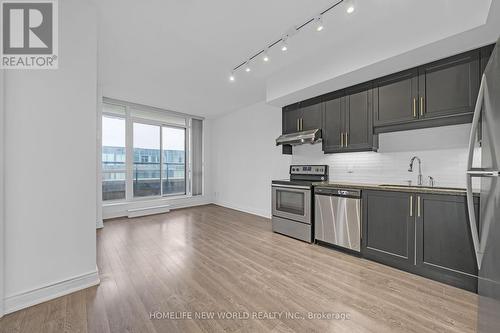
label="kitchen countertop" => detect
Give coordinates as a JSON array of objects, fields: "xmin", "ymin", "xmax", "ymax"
[{"xmin": 312, "ymin": 181, "xmax": 480, "ymax": 196}]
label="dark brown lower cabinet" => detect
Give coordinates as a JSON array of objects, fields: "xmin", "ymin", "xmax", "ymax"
[
  {"xmin": 415, "ymin": 194, "xmax": 479, "ymax": 292},
  {"xmin": 362, "ymin": 190, "xmax": 479, "ymax": 292},
  {"xmin": 362, "ymin": 191, "xmax": 415, "ymax": 271}
]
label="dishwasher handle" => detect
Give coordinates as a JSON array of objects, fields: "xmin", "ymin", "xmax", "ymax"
[{"xmin": 314, "ymin": 187, "xmax": 361, "ymax": 198}]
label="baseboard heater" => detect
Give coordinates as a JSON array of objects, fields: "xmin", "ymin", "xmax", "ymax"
[{"xmin": 127, "ymin": 204, "xmax": 171, "ymax": 218}]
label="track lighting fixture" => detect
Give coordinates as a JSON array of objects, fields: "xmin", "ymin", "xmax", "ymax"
[{"xmin": 228, "ymin": 0, "xmax": 352, "ymax": 82}]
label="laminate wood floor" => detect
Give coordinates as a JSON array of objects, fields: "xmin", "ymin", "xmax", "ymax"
[{"xmin": 0, "ymin": 204, "xmax": 479, "ymax": 333}]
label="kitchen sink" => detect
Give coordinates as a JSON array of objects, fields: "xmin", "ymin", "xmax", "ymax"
[{"xmin": 378, "ymin": 184, "xmax": 465, "ymax": 191}]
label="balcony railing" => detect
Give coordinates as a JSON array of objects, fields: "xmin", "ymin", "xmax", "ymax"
[{"xmin": 102, "ymin": 161, "xmax": 186, "ymax": 200}]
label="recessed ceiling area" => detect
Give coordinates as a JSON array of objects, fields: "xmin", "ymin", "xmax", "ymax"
[{"xmin": 96, "ymin": 0, "xmax": 496, "ymax": 118}]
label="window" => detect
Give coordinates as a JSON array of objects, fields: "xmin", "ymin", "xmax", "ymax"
[
  {"xmin": 162, "ymin": 126, "xmax": 185, "ymax": 196},
  {"xmin": 102, "ymin": 115, "xmax": 126, "ymax": 201},
  {"xmin": 101, "ymin": 99, "xmax": 203, "ymax": 202}
]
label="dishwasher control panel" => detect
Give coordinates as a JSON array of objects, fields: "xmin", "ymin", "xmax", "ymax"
[{"xmin": 315, "ymin": 187, "xmax": 361, "ymax": 198}]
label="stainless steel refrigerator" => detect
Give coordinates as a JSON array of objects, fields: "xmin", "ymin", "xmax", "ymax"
[{"xmin": 467, "ymin": 37, "xmax": 500, "ymax": 333}]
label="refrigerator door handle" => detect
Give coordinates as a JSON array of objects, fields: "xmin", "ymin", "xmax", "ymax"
[{"xmin": 466, "ymin": 74, "xmax": 487, "ymax": 270}]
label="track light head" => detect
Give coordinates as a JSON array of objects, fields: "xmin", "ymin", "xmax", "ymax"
[
  {"xmin": 345, "ymin": 0, "xmax": 356, "ymax": 14},
  {"xmin": 262, "ymin": 49, "xmax": 270, "ymax": 62},
  {"xmin": 229, "ymin": 72, "xmax": 235, "ymax": 82},
  {"xmin": 281, "ymin": 36, "xmax": 289, "ymax": 52},
  {"xmin": 314, "ymin": 15, "xmax": 324, "ymax": 32},
  {"xmin": 244, "ymin": 60, "xmax": 251, "ymax": 72}
]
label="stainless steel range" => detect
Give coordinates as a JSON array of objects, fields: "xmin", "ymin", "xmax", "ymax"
[{"xmin": 271, "ymin": 165, "xmax": 328, "ymax": 242}]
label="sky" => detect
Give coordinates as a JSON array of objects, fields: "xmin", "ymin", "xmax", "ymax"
[{"xmin": 102, "ymin": 116, "xmax": 185, "ymax": 151}]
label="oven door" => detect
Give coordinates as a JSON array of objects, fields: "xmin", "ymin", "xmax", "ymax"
[{"xmin": 272, "ymin": 185, "xmax": 311, "ymax": 224}]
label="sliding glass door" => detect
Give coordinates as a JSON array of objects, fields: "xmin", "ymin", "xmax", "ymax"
[
  {"xmin": 133, "ymin": 123, "xmax": 161, "ymax": 197},
  {"xmin": 162, "ymin": 126, "xmax": 186, "ymax": 196}
]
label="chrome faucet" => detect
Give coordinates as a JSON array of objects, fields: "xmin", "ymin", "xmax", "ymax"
[{"xmin": 408, "ymin": 156, "xmax": 423, "ymax": 186}]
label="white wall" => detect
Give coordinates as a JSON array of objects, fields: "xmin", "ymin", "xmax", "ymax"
[
  {"xmin": 211, "ymin": 102, "xmax": 476, "ymax": 218},
  {"xmin": 211, "ymin": 102, "xmax": 291, "ymax": 218},
  {"xmin": 3, "ymin": 0, "xmax": 99, "ymax": 314}
]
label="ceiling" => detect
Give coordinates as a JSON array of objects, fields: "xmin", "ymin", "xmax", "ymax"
[{"xmin": 96, "ymin": 0, "xmax": 496, "ymax": 118}]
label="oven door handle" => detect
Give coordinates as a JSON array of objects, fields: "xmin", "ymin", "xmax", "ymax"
[{"xmin": 271, "ymin": 184, "xmax": 311, "ymax": 190}]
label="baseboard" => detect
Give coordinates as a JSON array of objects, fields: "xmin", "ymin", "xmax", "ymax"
[
  {"xmin": 214, "ymin": 200, "xmax": 271, "ymax": 219},
  {"xmin": 127, "ymin": 205, "xmax": 170, "ymax": 218},
  {"xmin": 103, "ymin": 196, "xmax": 211, "ymax": 219},
  {"xmin": 4, "ymin": 270, "xmax": 100, "ymax": 315}
]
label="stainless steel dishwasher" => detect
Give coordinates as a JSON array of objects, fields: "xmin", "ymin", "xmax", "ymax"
[{"xmin": 314, "ymin": 187, "xmax": 361, "ymax": 252}]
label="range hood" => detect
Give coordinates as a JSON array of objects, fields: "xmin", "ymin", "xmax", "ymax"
[{"xmin": 275, "ymin": 129, "xmax": 322, "ymax": 146}]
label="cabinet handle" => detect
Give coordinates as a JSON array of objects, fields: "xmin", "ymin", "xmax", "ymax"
[
  {"xmin": 413, "ymin": 98, "xmax": 417, "ymax": 118},
  {"xmin": 417, "ymin": 196, "xmax": 421, "ymax": 217},
  {"xmin": 340, "ymin": 132, "xmax": 344, "ymax": 147},
  {"xmin": 420, "ymin": 97, "xmax": 424, "ymax": 116},
  {"xmin": 345, "ymin": 132, "xmax": 348, "ymax": 147},
  {"xmin": 409, "ymin": 195, "xmax": 413, "ymax": 217},
  {"xmin": 300, "ymin": 118, "xmax": 303, "ymax": 131},
  {"xmin": 297, "ymin": 119, "xmax": 300, "ymax": 132}
]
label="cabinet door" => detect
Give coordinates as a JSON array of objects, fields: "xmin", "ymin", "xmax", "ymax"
[
  {"xmin": 283, "ymin": 104, "xmax": 301, "ymax": 134},
  {"xmin": 374, "ymin": 69, "xmax": 419, "ymax": 126},
  {"xmin": 418, "ymin": 50, "xmax": 480, "ymax": 119},
  {"xmin": 299, "ymin": 98, "xmax": 323, "ymax": 131},
  {"xmin": 362, "ymin": 190, "xmax": 415, "ymax": 271},
  {"xmin": 480, "ymin": 44, "xmax": 495, "ymax": 74},
  {"xmin": 344, "ymin": 84, "xmax": 376, "ymax": 151},
  {"xmin": 322, "ymin": 94, "xmax": 344, "ymax": 153},
  {"xmin": 415, "ymin": 194, "xmax": 478, "ymax": 292}
]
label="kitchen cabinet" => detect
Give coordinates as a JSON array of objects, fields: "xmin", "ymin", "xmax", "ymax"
[
  {"xmin": 344, "ymin": 84, "xmax": 378, "ymax": 151},
  {"xmin": 362, "ymin": 191, "xmax": 415, "ymax": 271},
  {"xmin": 481, "ymin": 44, "xmax": 495, "ymax": 74},
  {"xmin": 323, "ymin": 84, "xmax": 377, "ymax": 153},
  {"xmin": 282, "ymin": 98, "xmax": 322, "ymax": 134},
  {"xmin": 322, "ymin": 92, "xmax": 344, "ymax": 152},
  {"xmin": 415, "ymin": 194, "xmax": 479, "ymax": 292},
  {"xmin": 373, "ymin": 69, "xmax": 419, "ymax": 127},
  {"xmin": 374, "ymin": 49, "xmax": 480, "ymax": 133},
  {"xmin": 300, "ymin": 98, "xmax": 323, "ymax": 131},
  {"xmin": 362, "ymin": 190, "xmax": 479, "ymax": 292},
  {"xmin": 283, "ymin": 103, "xmax": 301, "ymax": 134},
  {"xmin": 418, "ymin": 50, "xmax": 480, "ymax": 119}
]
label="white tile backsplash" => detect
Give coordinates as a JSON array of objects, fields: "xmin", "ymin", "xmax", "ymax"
[{"xmin": 292, "ymin": 123, "xmax": 479, "ymax": 188}]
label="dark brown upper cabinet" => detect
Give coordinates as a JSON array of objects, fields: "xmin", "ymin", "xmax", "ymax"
[
  {"xmin": 323, "ymin": 84, "xmax": 378, "ymax": 153},
  {"xmin": 374, "ymin": 49, "xmax": 482, "ymax": 133},
  {"xmin": 282, "ymin": 103, "xmax": 301, "ymax": 134},
  {"xmin": 418, "ymin": 50, "xmax": 480, "ymax": 120},
  {"xmin": 282, "ymin": 98, "xmax": 322, "ymax": 134},
  {"xmin": 299, "ymin": 97, "xmax": 323, "ymax": 131},
  {"xmin": 374, "ymin": 69, "xmax": 419, "ymax": 127},
  {"xmin": 344, "ymin": 84, "xmax": 378, "ymax": 152},
  {"xmin": 322, "ymin": 91, "xmax": 344, "ymax": 152},
  {"xmin": 281, "ymin": 44, "xmax": 495, "ymax": 154}
]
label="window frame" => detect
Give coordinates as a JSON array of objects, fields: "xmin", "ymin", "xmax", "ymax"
[{"xmin": 102, "ymin": 98, "xmax": 201, "ymax": 203}]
